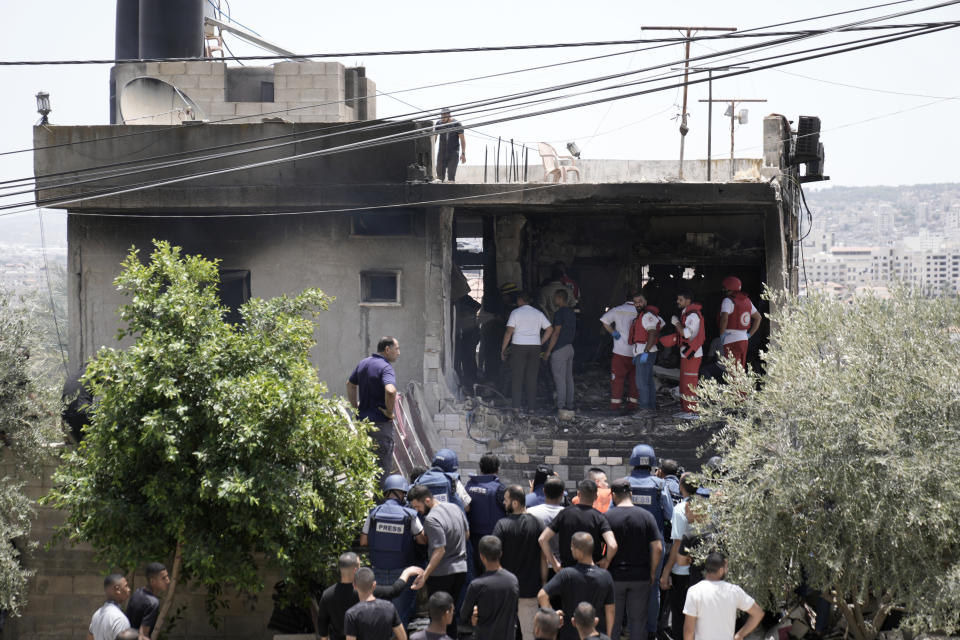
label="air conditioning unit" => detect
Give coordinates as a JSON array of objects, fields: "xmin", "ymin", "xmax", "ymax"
[
  {"xmin": 806, "ymin": 142, "xmax": 825, "ymax": 178},
  {"xmin": 794, "ymin": 115, "xmax": 821, "ymax": 163}
]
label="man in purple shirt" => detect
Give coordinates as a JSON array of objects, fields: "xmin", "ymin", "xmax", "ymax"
[{"xmin": 348, "ymin": 337, "xmax": 400, "ymax": 472}]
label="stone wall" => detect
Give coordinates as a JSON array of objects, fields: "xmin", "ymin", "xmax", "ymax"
[{"xmin": 1, "ymin": 450, "xmax": 281, "ymax": 640}]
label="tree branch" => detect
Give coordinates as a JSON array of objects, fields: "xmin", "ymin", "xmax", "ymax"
[
  {"xmin": 834, "ymin": 586, "xmax": 867, "ymax": 640},
  {"xmin": 151, "ymin": 540, "xmax": 183, "ymax": 640}
]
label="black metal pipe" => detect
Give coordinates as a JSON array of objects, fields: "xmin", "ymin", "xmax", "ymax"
[{"xmin": 484, "ymin": 146, "xmax": 488, "ymax": 183}]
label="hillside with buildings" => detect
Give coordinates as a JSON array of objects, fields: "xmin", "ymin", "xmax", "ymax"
[{"xmin": 802, "ymin": 183, "xmax": 960, "ymax": 296}]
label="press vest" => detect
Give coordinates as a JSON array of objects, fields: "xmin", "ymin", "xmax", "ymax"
[
  {"xmin": 367, "ymin": 499, "xmax": 418, "ymax": 570},
  {"xmin": 628, "ymin": 306, "xmax": 665, "ymax": 346},
  {"xmin": 628, "ymin": 472, "xmax": 668, "ymax": 532},
  {"xmin": 465, "ymin": 474, "xmax": 505, "ymax": 537},
  {"xmin": 725, "ymin": 292, "xmax": 754, "ymax": 333},
  {"xmin": 680, "ymin": 304, "xmax": 706, "ymax": 358},
  {"xmin": 416, "ymin": 468, "xmax": 464, "ymax": 509}
]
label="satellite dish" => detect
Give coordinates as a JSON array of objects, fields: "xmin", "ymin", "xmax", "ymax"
[{"xmin": 119, "ymin": 76, "xmax": 206, "ymax": 125}]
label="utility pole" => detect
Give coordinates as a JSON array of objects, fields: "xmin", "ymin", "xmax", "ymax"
[
  {"xmin": 643, "ymin": 25, "xmax": 736, "ymax": 180},
  {"xmin": 697, "ymin": 97, "xmax": 766, "ymax": 180},
  {"xmin": 672, "ymin": 65, "xmax": 748, "ymax": 181}
]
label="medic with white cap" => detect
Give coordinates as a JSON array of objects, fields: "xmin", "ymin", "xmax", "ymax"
[{"xmin": 717, "ymin": 276, "xmax": 762, "ymax": 370}]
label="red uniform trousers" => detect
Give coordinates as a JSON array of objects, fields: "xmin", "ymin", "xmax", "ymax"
[
  {"xmin": 723, "ymin": 340, "xmax": 748, "ymax": 369},
  {"xmin": 610, "ymin": 353, "xmax": 639, "ymax": 410},
  {"xmin": 679, "ymin": 355, "xmax": 702, "ymax": 413}
]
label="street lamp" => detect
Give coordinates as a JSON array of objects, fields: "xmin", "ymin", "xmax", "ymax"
[{"xmin": 36, "ymin": 92, "xmax": 51, "ymax": 125}]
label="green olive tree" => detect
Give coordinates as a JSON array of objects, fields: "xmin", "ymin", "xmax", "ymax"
[
  {"xmin": 44, "ymin": 241, "xmax": 378, "ymax": 638},
  {"xmin": 0, "ymin": 291, "xmax": 62, "ymax": 619},
  {"xmin": 694, "ymin": 289, "xmax": 960, "ymax": 640}
]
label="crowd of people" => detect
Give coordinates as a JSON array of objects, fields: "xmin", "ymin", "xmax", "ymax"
[{"xmin": 320, "ymin": 444, "xmax": 764, "ymax": 640}]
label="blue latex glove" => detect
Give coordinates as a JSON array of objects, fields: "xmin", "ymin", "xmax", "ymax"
[
  {"xmin": 611, "ymin": 331, "xmax": 621, "ymax": 341},
  {"xmin": 637, "ymin": 352, "xmax": 650, "ymax": 363}
]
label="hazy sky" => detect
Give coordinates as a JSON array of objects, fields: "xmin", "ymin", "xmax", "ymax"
[{"xmin": 1, "ymin": 0, "xmax": 959, "ymax": 240}]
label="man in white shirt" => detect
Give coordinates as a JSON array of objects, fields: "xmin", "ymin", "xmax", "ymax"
[
  {"xmin": 501, "ymin": 291, "xmax": 553, "ymax": 411},
  {"xmin": 717, "ymin": 276, "xmax": 761, "ymax": 370},
  {"xmin": 661, "ymin": 473, "xmax": 697, "ymax": 640},
  {"xmin": 600, "ymin": 294, "xmax": 639, "ymax": 412},
  {"xmin": 682, "ymin": 553, "xmax": 763, "ymax": 640},
  {"xmin": 87, "ymin": 574, "xmax": 132, "ymax": 640}
]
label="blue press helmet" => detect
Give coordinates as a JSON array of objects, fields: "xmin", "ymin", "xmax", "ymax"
[
  {"xmin": 432, "ymin": 448, "xmax": 460, "ymax": 473},
  {"xmin": 382, "ymin": 474, "xmax": 409, "ymax": 494},
  {"xmin": 630, "ymin": 444, "xmax": 657, "ymax": 468}
]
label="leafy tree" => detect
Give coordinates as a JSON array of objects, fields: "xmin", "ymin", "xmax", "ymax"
[
  {"xmin": 44, "ymin": 241, "xmax": 379, "ymax": 638},
  {"xmin": 693, "ymin": 289, "xmax": 960, "ymax": 640},
  {"xmin": 0, "ymin": 291, "xmax": 62, "ymax": 619}
]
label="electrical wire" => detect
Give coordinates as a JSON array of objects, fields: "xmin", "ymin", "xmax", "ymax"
[
  {"xmin": 37, "ymin": 209, "xmax": 68, "ymax": 373},
  {"xmin": 0, "ymin": 0, "xmax": 929, "ymax": 67},
  {"xmin": 3, "ymin": 20, "xmax": 955, "ymax": 217},
  {"xmin": 6, "ymin": 12, "xmax": 953, "ymax": 194},
  {"xmin": 1, "ymin": 10, "xmax": 951, "ymax": 158}
]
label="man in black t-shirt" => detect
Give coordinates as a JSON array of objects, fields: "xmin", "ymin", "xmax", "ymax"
[
  {"xmin": 537, "ymin": 532, "xmax": 615, "ymax": 640},
  {"xmin": 604, "ymin": 478, "xmax": 664, "ymax": 640},
  {"xmin": 126, "ymin": 561, "xmax": 169, "ymax": 640},
  {"xmin": 434, "ymin": 108, "xmax": 466, "ymax": 182},
  {"xmin": 344, "ymin": 567, "xmax": 407, "ymax": 640},
  {"xmin": 493, "ymin": 485, "xmax": 547, "ymax": 640},
  {"xmin": 318, "ymin": 553, "xmax": 421, "ymax": 640},
  {"xmin": 538, "ymin": 480, "xmax": 618, "ymax": 570},
  {"xmin": 460, "ymin": 536, "xmax": 519, "ymax": 640}
]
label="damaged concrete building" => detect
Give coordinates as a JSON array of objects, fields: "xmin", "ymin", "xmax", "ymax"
[{"xmin": 19, "ymin": 2, "xmax": 825, "ymax": 636}]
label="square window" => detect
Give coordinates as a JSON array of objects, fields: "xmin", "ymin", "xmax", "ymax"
[{"xmin": 360, "ymin": 270, "xmax": 401, "ymax": 305}]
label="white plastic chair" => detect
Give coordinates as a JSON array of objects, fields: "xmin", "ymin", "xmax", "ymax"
[{"xmin": 538, "ymin": 142, "xmax": 581, "ymax": 183}]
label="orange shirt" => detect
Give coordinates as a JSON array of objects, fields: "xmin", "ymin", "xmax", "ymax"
[{"xmin": 571, "ymin": 487, "xmax": 612, "ymax": 513}]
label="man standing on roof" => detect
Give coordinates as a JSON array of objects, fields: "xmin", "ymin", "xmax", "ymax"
[
  {"xmin": 670, "ymin": 291, "xmax": 705, "ymax": 418},
  {"xmin": 360, "ymin": 474, "xmax": 428, "ymax": 625},
  {"xmin": 347, "ymin": 337, "xmax": 401, "ymax": 472},
  {"xmin": 600, "ymin": 293, "xmax": 640, "ymax": 413},
  {"xmin": 436, "ymin": 108, "xmax": 466, "ymax": 183},
  {"xmin": 628, "ymin": 292, "xmax": 664, "ymax": 411},
  {"xmin": 717, "ymin": 276, "xmax": 761, "ymax": 370}
]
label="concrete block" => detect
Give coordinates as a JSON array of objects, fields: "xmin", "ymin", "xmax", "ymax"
[
  {"xmin": 590, "ymin": 456, "xmax": 606, "ymax": 465},
  {"xmin": 605, "ymin": 456, "xmax": 623, "ymax": 465},
  {"xmin": 284, "ymin": 74, "xmax": 312, "ymax": 89},
  {"xmin": 275, "ymin": 88, "xmax": 301, "ymax": 103},
  {"xmin": 142, "ymin": 62, "xmax": 161, "ymax": 75},
  {"xmin": 311, "ymin": 75, "xmax": 341, "ymax": 90},
  {"xmin": 588, "ymin": 448, "xmax": 600, "ymax": 457},
  {"xmin": 158, "ymin": 61, "xmax": 187, "ymax": 76},
  {"xmin": 300, "ymin": 88, "xmax": 329, "ymax": 103},
  {"xmin": 274, "ymin": 62, "xmax": 301, "ymax": 75},
  {"xmin": 207, "ymin": 102, "xmax": 237, "ymax": 118},
  {"xmin": 197, "ymin": 74, "xmax": 225, "ymax": 89},
  {"xmin": 236, "ymin": 103, "xmax": 266, "ymax": 116},
  {"xmin": 184, "ymin": 87, "xmax": 224, "ymax": 103},
  {"xmin": 552, "ymin": 440, "xmax": 568, "ymax": 456},
  {"xmin": 298, "ymin": 61, "xmax": 327, "ymax": 75},
  {"xmin": 171, "ymin": 74, "xmax": 199, "ymax": 89},
  {"xmin": 514, "ymin": 454, "xmax": 530, "ymax": 464},
  {"xmin": 545, "ymin": 455, "xmax": 560, "ymax": 465},
  {"xmin": 184, "ymin": 61, "xmax": 217, "ymax": 75},
  {"xmin": 273, "ymin": 75, "xmax": 287, "ymax": 90}
]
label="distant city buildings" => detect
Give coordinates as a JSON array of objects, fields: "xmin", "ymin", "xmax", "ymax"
[{"xmin": 802, "ymin": 184, "xmax": 960, "ymax": 298}]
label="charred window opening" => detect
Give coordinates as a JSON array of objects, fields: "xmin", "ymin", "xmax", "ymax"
[
  {"xmin": 452, "ymin": 208, "xmax": 772, "ymax": 407},
  {"xmin": 219, "ymin": 269, "xmax": 251, "ymax": 324}
]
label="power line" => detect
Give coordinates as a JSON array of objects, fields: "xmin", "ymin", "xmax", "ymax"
[
  {"xmin": 1, "ymin": 14, "xmax": 949, "ymax": 159},
  {"xmin": 3, "ymin": 20, "xmax": 954, "ymax": 219},
  {"xmin": 7, "ymin": 10, "xmax": 953, "ymax": 194}
]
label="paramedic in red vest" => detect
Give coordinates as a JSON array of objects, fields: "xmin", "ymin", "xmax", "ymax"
[
  {"xmin": 628, "ymin": 293, "xmax": 664, "ymax": 410},
  {"xmin": 600, "ymin": 293, "xmax": 640, "ymax": 412},
  {"xmin": 671, "ymin": 290, "xmax": 705, "ymax": 418},
  {"xmin": 717, "ymin": 276, "xmax": 762, "ymax": 370}
]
